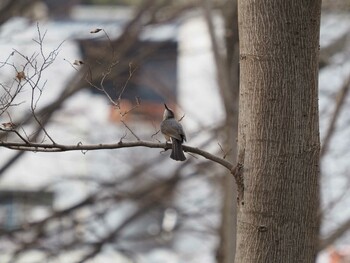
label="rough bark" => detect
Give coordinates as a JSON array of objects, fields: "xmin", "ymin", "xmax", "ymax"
[{"xmin": 235, "ymin": 1, "xmax": 321, "ymax": 262}]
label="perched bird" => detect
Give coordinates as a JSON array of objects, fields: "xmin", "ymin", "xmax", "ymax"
[{"xmin": 160, "ymin": 104, "xmax": 186, "ymax": 161}]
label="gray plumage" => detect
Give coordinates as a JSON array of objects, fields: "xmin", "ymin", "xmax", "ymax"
[{"xmin": 160, "ymin": 104, "xmax": 186, "ymax": 161}]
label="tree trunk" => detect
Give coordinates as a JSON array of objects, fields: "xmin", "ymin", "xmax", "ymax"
[{"xmin": 235, "ymin": 1, "xmax": 321, "ymax": 262}]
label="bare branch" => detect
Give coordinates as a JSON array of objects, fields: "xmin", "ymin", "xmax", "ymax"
[{"xmin": 0, "ymin": 140, "xmax": 235, "ymax": 171}]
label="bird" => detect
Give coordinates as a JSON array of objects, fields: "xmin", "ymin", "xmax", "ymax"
[{"xmin": 160, "ymin": 104, "xmax": 186, "ymax": 161}]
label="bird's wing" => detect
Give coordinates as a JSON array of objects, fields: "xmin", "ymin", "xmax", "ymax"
[{"xmin": 161, "ymin": 120, "xmax": 185, "ymax": 142}]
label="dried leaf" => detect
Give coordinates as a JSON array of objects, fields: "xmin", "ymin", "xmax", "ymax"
[
  {"xmin": 16, "ymin": 71, "xmax": 26, "ymax": 82},
  {"xmin": 2, "ymin": 122, "xmax": 16, "ymax": 129}
]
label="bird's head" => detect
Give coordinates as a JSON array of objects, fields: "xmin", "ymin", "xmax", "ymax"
[{"xmin": 163, "ymin": 103, "xmax": 175, "ymax": 120}]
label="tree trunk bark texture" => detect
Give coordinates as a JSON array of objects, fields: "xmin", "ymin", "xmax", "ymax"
[{"xmin": 235, "ymin": 1, "xmax": 321, "ymax": 262}]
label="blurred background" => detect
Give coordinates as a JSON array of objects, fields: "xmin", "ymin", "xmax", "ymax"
[{"xmin": 0, "ymin": 0, "xmax": 349, "ymax": 262}]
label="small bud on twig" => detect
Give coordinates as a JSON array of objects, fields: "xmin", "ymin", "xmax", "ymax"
[
  {"xmin": 135, "ymin": 97, "xmax": 141, "ymax": 106},
  {"xmin": 90, "ymin": 28, "xmax": 102, "ymax": 34},
  {"xmin": 73, "ymin": 60, "xmax": 84, "ymax": 66}
]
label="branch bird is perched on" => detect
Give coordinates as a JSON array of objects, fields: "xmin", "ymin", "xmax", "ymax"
[{"xmin": 160, "ymin": 104, "xmax": 186, "ymax": 161}]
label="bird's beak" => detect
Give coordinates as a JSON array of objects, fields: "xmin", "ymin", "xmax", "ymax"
[{"xmin": 164, "ymin": 103, "xmax": 169, "ymax": 110}]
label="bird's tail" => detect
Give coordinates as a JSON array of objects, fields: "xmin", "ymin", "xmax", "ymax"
[{"xmin": 171, "ymin": 139, "xmax": 186, "ymax": 161}]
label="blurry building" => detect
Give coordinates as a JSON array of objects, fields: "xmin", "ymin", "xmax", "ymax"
[
  {"xmin": 0, "ymin": 190, "xmax": 53, "ymax": 231},
  {"xmin": 77, "ymin": 37, "xmax": 178, "ymax": 123}
]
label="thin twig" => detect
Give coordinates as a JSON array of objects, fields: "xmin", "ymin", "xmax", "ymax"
[{"xmin": 120, "ymin": 120, "xmax": 141, "ymax": 141}]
